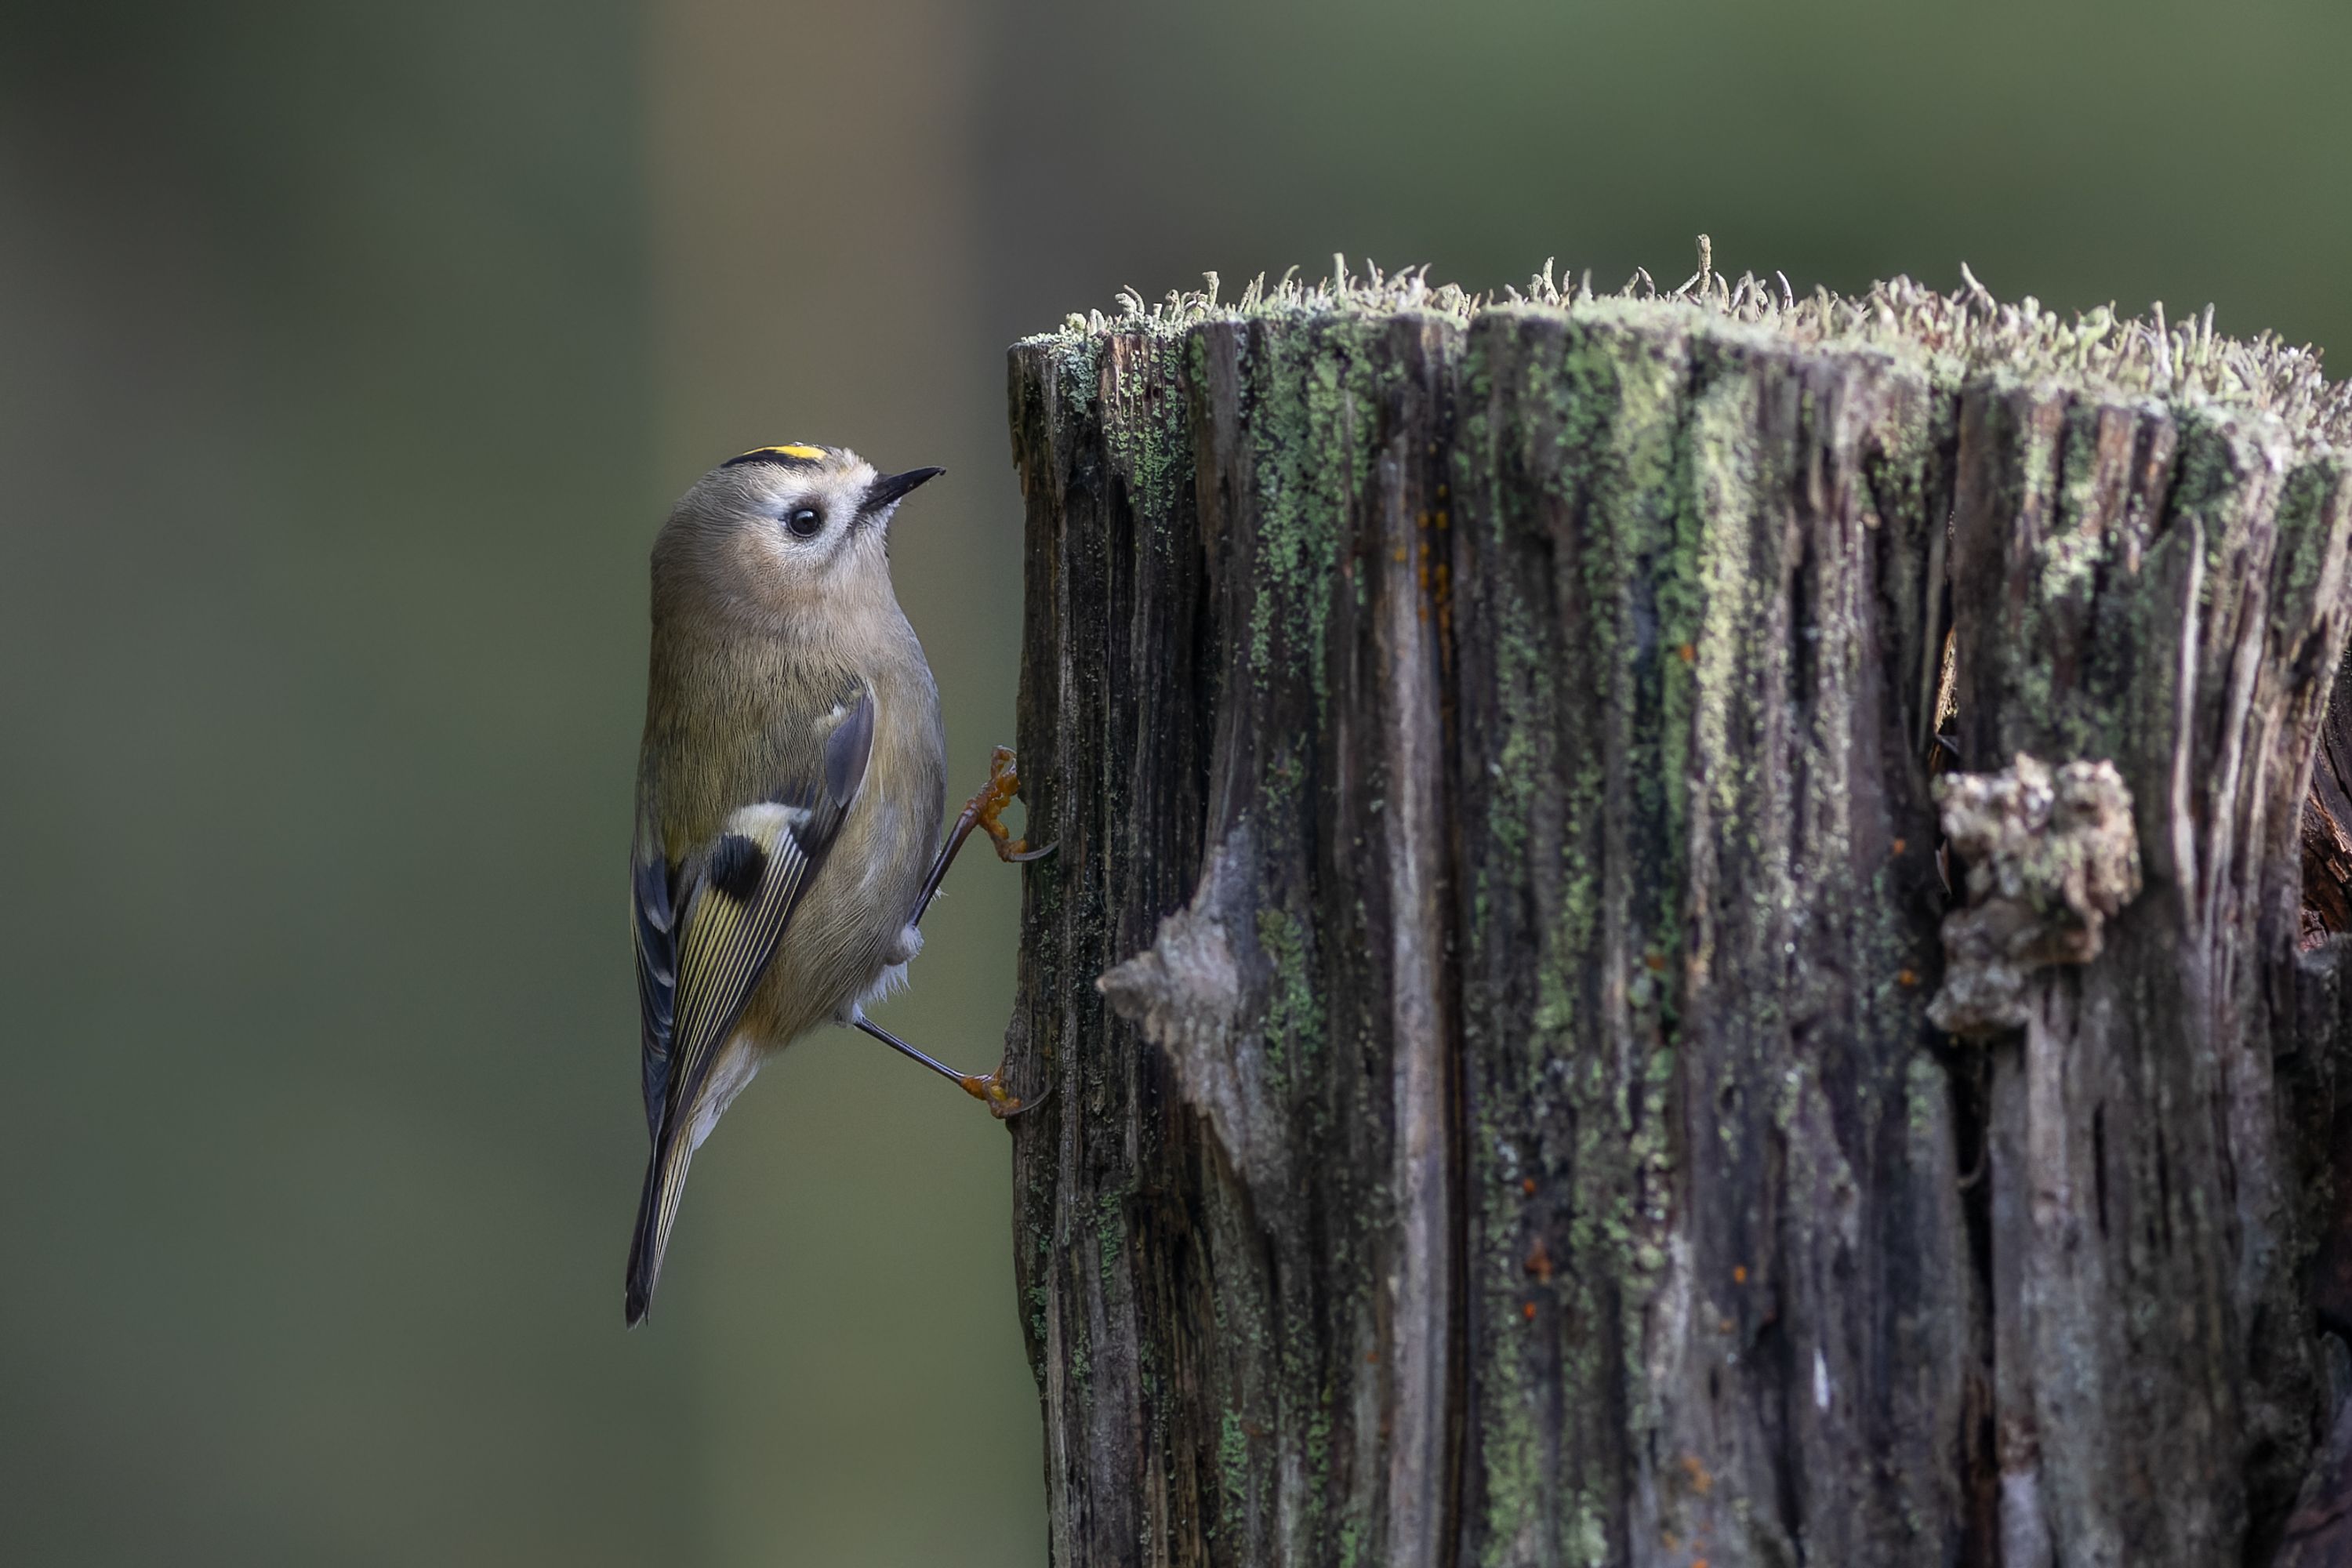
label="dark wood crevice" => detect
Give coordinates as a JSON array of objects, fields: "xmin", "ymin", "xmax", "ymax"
[{"xmin": 2304, "ymin": 669, "xmax": 2352, "ymax": 948}]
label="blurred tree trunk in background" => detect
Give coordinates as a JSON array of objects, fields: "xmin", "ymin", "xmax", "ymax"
[{"xmin": 1001, "ymin": 280, "xmax": 2352, "ymax": 1567}]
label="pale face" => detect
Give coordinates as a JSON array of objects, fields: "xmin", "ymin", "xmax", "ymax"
[
  {"xmin": 657, "ymin": 445, "xmax": 941, "ymax": 626},
  {"xmin": 729, "ymin": 452, "xmax": 889, "ymax": 591}
]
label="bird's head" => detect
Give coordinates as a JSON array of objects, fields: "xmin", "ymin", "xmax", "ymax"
[{"xmin": 653, "ymin": 443, "xmax": 943, "ymax": 630}]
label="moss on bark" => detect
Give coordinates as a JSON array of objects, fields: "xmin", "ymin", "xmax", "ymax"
[{"xmin": 1008, "ymin": 258, "xmax": 2352, "ymax": 1568}]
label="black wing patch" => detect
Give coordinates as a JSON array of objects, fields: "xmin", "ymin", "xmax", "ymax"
[{"xmin": 705, "ymin": 833, "xmax": 768, "ymax": 902}]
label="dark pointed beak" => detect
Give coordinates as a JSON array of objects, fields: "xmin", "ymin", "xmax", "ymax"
[{"xmin": 863, "ymin": 466, "xmax": 945, "ymax": 514}]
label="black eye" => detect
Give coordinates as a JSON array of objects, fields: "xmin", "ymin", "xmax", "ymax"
[{"xmin": 785, "ymin": 506, "xmax": 824, "ymax": 539}]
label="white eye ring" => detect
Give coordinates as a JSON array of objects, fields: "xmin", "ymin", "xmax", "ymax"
[{"xmin": 785, "ymin": 506, "xmax": 824, "ymax": 539}]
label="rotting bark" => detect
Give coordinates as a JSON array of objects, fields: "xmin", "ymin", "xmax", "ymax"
[{"xmin": 1002, "ymin": 266, "xmax": 2352, "ymax": 1568}]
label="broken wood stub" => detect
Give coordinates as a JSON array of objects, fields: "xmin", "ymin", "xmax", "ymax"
[
  {"xmin": 1004, "ymin": 278, "xmax": 2352, "ymax": 1568},
  {"xmin": 1928, "ymin": 754, "xmax": 2142, "ymax": 1037}
]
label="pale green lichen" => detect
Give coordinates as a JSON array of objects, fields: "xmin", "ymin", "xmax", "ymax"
[
  {"xmin": 1102, "ymin": 332, "xmax": 1192, "ymax": 530},
  {"xmin": 1096, "ymin": 1189, "xmax": 1125, "ymax": 1289},
  {"xmin": 1022, "ymin": 241, "xmax": 2352, "ymax": 452},
  {"xmin": 1218, "ymin": 1406, "xmax": 1249, "ymax": 1523},
  {"xmin": 1256, "ymin": 905, "xmax": 1320, "ymax": 1085}
]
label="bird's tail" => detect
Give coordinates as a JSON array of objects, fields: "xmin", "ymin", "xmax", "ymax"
[{"xmin": 623, "ymin": 1126, "xmax": 695, "ymax": 1327}]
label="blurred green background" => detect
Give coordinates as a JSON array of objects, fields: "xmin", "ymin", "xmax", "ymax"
[{"xmin": 3, "ymin": 0, "xmax": 2349, "ymax": 1562}]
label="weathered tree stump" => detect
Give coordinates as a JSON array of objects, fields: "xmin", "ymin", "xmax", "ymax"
[{"xmin": 1002, "ymin": 260, "xmax": 2352, "ymax": 1567}]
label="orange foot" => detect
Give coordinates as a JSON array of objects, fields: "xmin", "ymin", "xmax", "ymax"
[
  {"xmin": 972, "ymin": 746, "xmax": 1054, "ymax": 863},
  {"xmin": 958, "ymin": 1066, "xmax": 1049, "ymax": 1120}
]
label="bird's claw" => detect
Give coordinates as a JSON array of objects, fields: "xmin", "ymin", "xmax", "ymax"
[
  {"xmin": 959, "ymin": 1069, "xmax": 1051, "ymax": 1120},
  {"xmin": 975, "ymin": 746, "xmax": 1055, "ymax": 865}
]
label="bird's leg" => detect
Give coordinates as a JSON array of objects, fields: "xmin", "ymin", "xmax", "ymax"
[
  {"xmin": 853, "ymin": 1015, "xmax": 1044, "ymax": 1120},
  {"xmin": 911, "ymin": 746, "xmax": 1054, "ymax": 927},
  {"xmin": 876, "ymin": 750, "xmax": 1052, "ymax": 1117}
]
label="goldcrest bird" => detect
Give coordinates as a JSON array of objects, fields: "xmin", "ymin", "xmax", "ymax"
[{"xmin": 625, "ymin": 443, "xmax": 1045, "ymax": 1327}]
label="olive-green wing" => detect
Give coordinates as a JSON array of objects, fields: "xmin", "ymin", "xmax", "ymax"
[{"xmin": 624, "ymin": 688, "xmax": 873, "ymax": 1325}]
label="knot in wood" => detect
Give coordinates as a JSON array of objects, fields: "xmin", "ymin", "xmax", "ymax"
[
  {"xmin": 1928, "ymin": 753, "xmax": 2142, "ymax": 1036},
  {"xmin": 1095, "ymin": 829, "xmax": 1283, "ymax": 1191}
]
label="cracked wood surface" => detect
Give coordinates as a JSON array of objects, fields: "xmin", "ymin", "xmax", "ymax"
[{"xmin": 1004, "ymin": 293, "xmax": 2352, "ymax": 1568}]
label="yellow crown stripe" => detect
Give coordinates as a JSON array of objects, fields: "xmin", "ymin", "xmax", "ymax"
[{"xmin": 741, "ymin": 443, "xmax": 826, "ymax": 461}]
